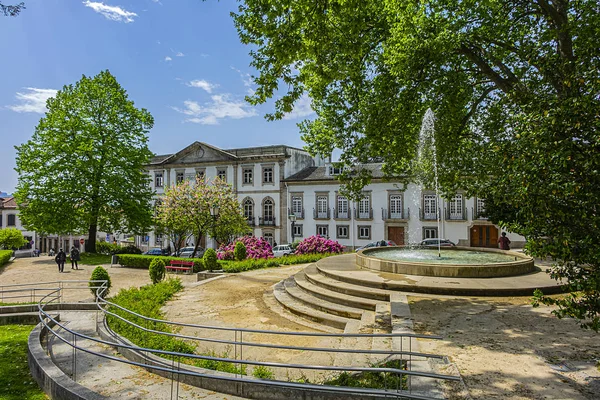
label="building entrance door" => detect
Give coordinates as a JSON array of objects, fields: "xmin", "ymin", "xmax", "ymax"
[
  {"xmin": 387, "ymin": 226, "xmax": 405, "ymax": 245},
  {"xmin": 470, "ymin": 225, "xmax": 498, "ymax": 248}
]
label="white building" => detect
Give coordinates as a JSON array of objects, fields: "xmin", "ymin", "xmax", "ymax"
[{"xmin": 0, "ymin": 196, "xmax": 37, "ymax": 253}]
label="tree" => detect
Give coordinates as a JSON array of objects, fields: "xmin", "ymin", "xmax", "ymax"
[
  {"xmin": 15, "ymin": 70, "xmax": 155, "ymax": 253},
  {"xmin": 155, "ymin": 181, "xmax": 194, "ymax": 256},
  {"xmin": 1, "ymin": 2, "xmax": 24, "ymax": 17},
  {"xmin": 0, "ymin": 228, "xmax": 27, "ymax": 250},
  {"xmin": 233, "ymin": 1, "xmax": 600, "ymax": 330}
]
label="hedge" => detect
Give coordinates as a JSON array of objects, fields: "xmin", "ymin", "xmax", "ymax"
[
  {"xmin": 0, "ymin": 250, "xmax": 12, "ymax": 267},
  {"xmin": 117, "ymin": 254, "xmax": 205, "ymax": 272}
]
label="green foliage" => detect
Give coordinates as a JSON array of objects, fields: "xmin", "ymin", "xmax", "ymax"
[
  {"xmin": 203, "ymin": 248, "xmax": 218, "ymax": 271},
  {"xmin": 89, "ymin": 266, "xmax": 111, "ymax": 298},
  {"xmin": 14, "ymin": 70, "xmax": 154, "ymax": 253},
  {"xmin": 78, "ymin": 252, "xmax": 111, "ymax": 265},
  {"xmin": 0, "ymin": 250, "xmax": 12, "ymax": 267},
  {"xmin": 233, "ymin": 0, "xmax": 600, "ymax": 330},
  {"xmin": 233, "ymin": 241, "xmax": 247, "ymax": 261},
  {"xmin": 221, "ymin": 258, "xmax": 279, "ymax": 273},
  {"xmin": 0, "ymin": 228, "xmax": 27, "ymax": 250},
  {"xmin": 0, "ymin": 325, "xmax": 47, "ymax": 400},
  {"xmin": 117, "ymin": 254, "xmax": 204, "ymax": 271},
  {"xmin": 252, "ymin": 365, "xmax": 274, "ymax": 379},
  {"xmin": 325, "ymin": 359, "xmax": 407, "ymax": 390},
  {"xmin": 149, "ymin": 258, "xmax": 166, "ymax": 284},
  {"xmin": 96, "ymin": 242, "xmax": 142, "ymax": 255},
  {"xmin": 276, "ymin": 253, "xmax": 332, "ymax": 265}
]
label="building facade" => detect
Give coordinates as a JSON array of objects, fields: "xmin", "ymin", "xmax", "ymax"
[{"xmin": 0, "ymin": 197, "xmax": 37, "ymax": 253}]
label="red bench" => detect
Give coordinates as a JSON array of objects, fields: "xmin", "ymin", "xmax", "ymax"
[{"xmin": 165, "ymin": 260, "xmax": 194, "ymax": 274}]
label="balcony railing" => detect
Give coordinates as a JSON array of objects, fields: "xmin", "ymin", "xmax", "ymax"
[
  {"xmin": 382, "ymin": 208, "xmax": 410, "ymax": 220},
  {"xmin": 245, "ymin": 216, "xmax": 255, "ymax": 226},
  {"xmin": 420, "ymin": 207, "xmax": 440, "ymax": 221},
  {"xmin": 472, "ymin": 207, "xmax": 487, "ymax": 220},
  {"xmin": 445, "ymin": 206, "xmax": 467, "ymax": 221},
  {"xmin": 259, "ymin": 217, "xmax": 276, "ymax": 226},
  {"xmin": 354, "ymin": 207, "xmax": 373, "ymax": 220},
  {"xmin": 333, "ymin": 207, "xmax": 350, "ymax": 219},
  {"xmin": 313, "ymin": 207, "xmax": 330, "ymax": 220},
  {"xmin": 288, "ymin": 207, "xmax": 305, "ymax": 219}
]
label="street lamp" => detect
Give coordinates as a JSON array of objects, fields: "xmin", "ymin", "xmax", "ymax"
[
  {"xmin": 210, "ymin": 204, "xmax": 220, "ymax": 248},
  {"xmin": 289, "ymin": 214, "xmax": 297, "ymax": 244}
]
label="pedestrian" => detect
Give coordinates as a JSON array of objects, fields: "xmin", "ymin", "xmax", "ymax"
[
  {"xmin": 498, "ymin": 232, "xmax": 511, "ymax": 250},
  {"xmin": 70, "ymin": 246, "xmax": 80, "ymax": 270},
  {"xmin": 49, "ymin": 248, "xmax": 55, "ymax": 256},
  {"xmin": 55, "ymin": 248, "xmax": 66, "ymax": 272}
]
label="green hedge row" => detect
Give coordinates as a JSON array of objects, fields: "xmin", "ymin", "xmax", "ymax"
[
  {"xmin": 0, "ymin": 250, "xmax": 12, "ymax": 267},
  {"xmin": 117, "ymin": 254, "xmax": 205, "ymax": 272},
  {"xmin": 276, "ymin": 253, "xmax": 333, "ymax": 265}
]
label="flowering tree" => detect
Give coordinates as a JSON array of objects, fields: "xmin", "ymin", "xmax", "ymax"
[
  {"xmin": 294, "ymin": 236, "xmax": 344, "ymax": 255},
  {"xmin": 218, "ymin": 236, "xmax": 273, "ymax": 260},
  {"xmin": 155, "ymin": 180, "xmax": 194, "ymax": 256}
]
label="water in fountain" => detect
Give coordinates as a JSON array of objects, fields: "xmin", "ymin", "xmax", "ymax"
[{"xmin": 418, "ymin": 108, "xmax": 442, "ymax": 257}]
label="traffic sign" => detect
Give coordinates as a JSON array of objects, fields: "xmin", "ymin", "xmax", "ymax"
[{"xmin": 79, "ymin": 238, "xmax": 85, "ymax": 245}]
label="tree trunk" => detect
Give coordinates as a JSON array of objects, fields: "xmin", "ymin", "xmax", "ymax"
[
  {"xmin": 192, "ymin": 231, "xmax": 203, "ymax": 258},
  {"xmin": 86, "ymin": 224, "xmax": 97, "ymax": 253}
]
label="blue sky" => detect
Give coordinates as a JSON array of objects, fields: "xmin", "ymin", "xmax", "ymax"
[{"xmin": 0, "ymin": 0, "xmax": 314, "ymax": 193}]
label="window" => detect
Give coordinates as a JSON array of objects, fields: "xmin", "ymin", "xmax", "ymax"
[
  {"xmin": 292, "ymin": 224, "xmax": 303, "ymax": 237},
  {"xmin": 155, "ymin": 233, "xmax": 163, "ymax": 246},
  {"xmin": 476, "ymin": 198, "xmax": 486, "ymax": 219},
  {"xmin": 155, "ymin": 172, "xmax": 164, "ymax": 188},
  {"xmin": 243, "ymin": 168, "xmax": 253, "ymax": 184},
  {"xmin": 176, "ymin": 171, "xmax": 185, "ymax": 184},
  {"xmin": 358, "ymin": 196, "xmax": 371, "ymax": 219},
  {"xmin": 316, "ymin": 195, "xmax": 328, "ymax": 218},
  {"xmin": 217, "ymin": 169, "xmax": 227, "ymax": 181},
  {"xmin": 243, "ymin": 199, "xmax": 254, "ymax": 220},
  {"xmin": 263, "ymin": 232, "xmax": 274, "ymax": 247},
  {"xmin": 390, "ymin": 195, "xmax": 403, "ymax": 219},
  {"xmin": 7, "ymin": 214, "xmax": 16, "ymax": 226},
  {"xmin": 336, "ymin": 195, "xmax": 349, "ymax": 218},
  {"xmin": 292, "ymin": 196, "xmax": 303, "ymax": 218},
  {"xmin": 317, "ymin": 225, "xmax": 329, "ymax": 237},
  {"xmin": 423, "ymin": 227, "xmax": 438, "ymax": 240},
  {"xmin": 263, "ymin": 166, "xmax": 274, "ymax": 184},
  {"xmin": 336, "ymin": 225, "xmax": 349, "ymax": 239},
  {"xmin": 328, "ymin": 165, "xmax": 343, "ymax": 175},
  {"xmin": 449, "ymin": 194, "xmax": 463, "ymax": 220},
  {"xmin": 423, "ymin": 194, "xmax": 437, "ymax": 220},
  {"xmin": 142, "ymin": 234, "xmax": 149, "ymax": 244},
  {"xmin": 154, "ymin": 199, "xmax": 162, "ymax": 216},
  {"xmin": 263, "ymin": 198, "xmax": 274, "ymax": 222},
  {"xmin": 196, "ymin": 169, "xmax": 205, "ymax": 182},
  {"xmin": 0, "ymin": 215, "xmax": 2, "ymax": 227},
  {"xmin": 358, "ymin": 226, "xmax": 371, "ymax": 240}
]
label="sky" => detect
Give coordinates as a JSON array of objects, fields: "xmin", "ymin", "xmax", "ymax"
[{"xmin": 0, "ymin": 0, "xmax": 315, "ymax": 193}]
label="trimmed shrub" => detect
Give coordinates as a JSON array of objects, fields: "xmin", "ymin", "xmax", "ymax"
[
  {"xmin": 222, "ymin": 258, "xmax": 279, "ymax": 273},
  {"xmin": 117, "ymin": 254, "xmax": 204, "ymax": 271},
  {"xmin": 0, "ymin": 250, "xmax": 12, "ymax": 267},
  {"xmin": 89, "ymin": 266, "xmax": 111, "ymax": 298},
  {"xmin": 96, "ymin": 241, "xmax": 119, "ymax": 255},
  {"xmin": 203, "ymin": 248, "xmax": 218, "ymax": 271},
  {"xmin": 149, "ymin": 258, "xmax": 166, "ymax": 284},
  {"xmin": 234, "ymin": 241, "xmax": 247, "ymax": 261},
  {"xmin": 276, "ymin": 253, "xmax": 333, "ymax": 265},
  {"xmin": 218, "ymin": 236, "xmax": 273, "ymax": 260},
  {"xmin": 116, "ymin": 245, "xmax": 142, "ymax": 254},
  {"xmin": 295, "ymin": 235, "xmax": 344, "ymax": 255}
]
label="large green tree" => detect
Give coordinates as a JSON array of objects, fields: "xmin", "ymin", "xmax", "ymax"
[
  {"xmin": 15, "ymin": 70, "xmax": 155, "ymax": 253},
  {"xmin": 233, "ymin": 1, "xmax": 600, "ymax": 329},
  {"xmin": 0, "ymin": 228, "xmax": 27, "ymax": 250}
]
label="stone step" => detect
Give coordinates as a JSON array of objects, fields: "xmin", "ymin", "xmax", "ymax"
[
  {"xmin": 306, "ymin": 264, "xmax": 390, "ymax": 301},
  {"xmin": 294, "ymin": 269, "xmax": 383, "ymax": 311},
  {"xmin": 272, "ymin": 281, "xmax": 350, "ymax": 330},
  {"xmin": 283, "ymin": 277, "xmax": 364, "ymax": 319}
]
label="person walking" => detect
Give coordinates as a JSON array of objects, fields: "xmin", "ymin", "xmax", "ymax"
[
  {"xmin": 55, "ymin": 249, "xmax": 66, "ymax": 273},
  {"xmin": 498, "ymin": 232, "xmax": 511, "ymax": 250},
  {"xmin": 70, "ymin": 246, "xmax": 80, "ymax": 270}
]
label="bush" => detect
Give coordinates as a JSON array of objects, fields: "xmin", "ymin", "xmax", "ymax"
[
  {"xmin": 295, "ymin": 235, "xmax": 344, "ymax": 255},
  {"xmin": 203, "ymin": 248, "xmax": 218, "ymax": 271},
  {"xmin": 117, "ymin": 254, "xmax": 204, "ymax": 271},
  {"xmin": 149, "ymin": 258, "xmax": 166, "ymax": 284},
  {"xmin": 218, "ymin": 236, "xmax": 273, "ymax": 260},
  {"xmin": 96, "ymin": 241, "xmax": 120, "ymax": 255},
  {"xmin": 234, "ymin": 241, "xmax": 247, "ymax": 261},
  {"xmin": 0, "ymin": 228, "xmax": 27, "ymax": 250},
  {"xmin": 252, "ymin": 365, "xmax": 274, "ymax": 379},
  {"xmin": 277, "ymin": 253, "xmax": 333, "ymax": 265},
  {"xmin": 222, "ymin": 258, "xmax": 279, "ymax": 273},
  {"xmin": 89, "ymin": 266, "xmax": 111, "ymax": 298},
  {"xmin": 116, "ymin": 245, "xmax": 142, "ymax": 254},
  {"xmin": 0, "ymin": 250, "xmax": 12, "ymax": 267}
]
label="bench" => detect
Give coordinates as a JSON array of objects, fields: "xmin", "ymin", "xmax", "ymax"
[{"xmin": 165, "ymin": 260, "xmax": 194, "ymax": 274}]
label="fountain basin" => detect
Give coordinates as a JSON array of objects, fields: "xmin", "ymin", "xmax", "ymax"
[{"xmin": 357, "ymin": 246, "xmax": 535, "ymax": 278}]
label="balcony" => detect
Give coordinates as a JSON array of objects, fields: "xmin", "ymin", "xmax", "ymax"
[
  {"xmin": 333, "ymin": 207, "xmax": 350, "ymax": 220},
  {"xmin": 420, "ymin": 207, "xmax": 440, "ymax": 221},
  {"xmin": 246, "ymin": 216, "xmax": 255, "ymax": 227},
  {"xmin": 288, "ymin": 208, "xmax": 305, "ymax": 220},
  {"xmin": 445, "ymin": 207, "xmax": 467, "ymax": 221},
  {"xmin": 259, "ymin": 217, "xmax": 276, "ymax": 226},
  {"xmin": 382, "ymin": 208, "xmax": 410, "ymax": 221},
  {"xmin": 354, "ymin": 207, "xmax": 373, "ymax": 220},
  {"xmin": 313, "ymin": 207, "xmax": 331, "ymax": 220}
]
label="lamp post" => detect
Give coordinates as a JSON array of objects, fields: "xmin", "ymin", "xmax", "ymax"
[
  {"xmin": 210, "ymin": 204, "xmax": 220, "ymax": 249},
  {"xmin": 289, "ymin": 214, "xmax": 297, "ymax": 244}
]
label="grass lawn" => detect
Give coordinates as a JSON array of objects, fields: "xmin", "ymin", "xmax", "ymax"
[
  {"xmin": 78, "ymin": 253, "xmax": 111, "ymax": 265},
  {"xmin": 0, "ymin": 325, "xmax": 47, "ymax": 400}
]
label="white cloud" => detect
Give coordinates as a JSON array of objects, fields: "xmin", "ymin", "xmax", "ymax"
[
  {"xmin": 7, "ymin": 88, "xmax": 57, "ymax": 113},
  {"xmin": 187, "ymin": 79, "xmax": 217, "ymax": 93},
  {"xmin": 164, "ymin": 56, "xmax": 172, "ymax": 61},
  {"xmin": 172, "ymin": 95, "xmax": 257, "ymax": 125},
  {"xmin": 83, "ymin": 1, "xmax": 137, "ymax": 23},
  {"xmin": 175, "ymin": 52, "xmax": 185, "ymax": 57},
  {"xmin": 283, "ymin": 93, "xmax": 315, "ymax": 120}
]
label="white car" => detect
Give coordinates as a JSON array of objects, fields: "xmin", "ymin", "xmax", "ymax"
[{"xmin": 272, "ymin": 244, "xmax": 293, "ymax": 258}]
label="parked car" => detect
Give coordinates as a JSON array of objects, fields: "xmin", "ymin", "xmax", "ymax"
[
  {"xmin": 143, "ymin": 248, "xmax": 169, "ymax": 256},
  {"xmin": 272, "ymin": 244, "xmax": 294, "ymax": 258},
  {"xmin": 419, "ymin": 239, "xmax": 456, "ymax": 247},
  {"xmin": 178, "ymin": 247, "xmax": 205, "ymax": 258},
  {"xmin": 355, "ymin": 240, "xmax": 397, "ymax": 252}
]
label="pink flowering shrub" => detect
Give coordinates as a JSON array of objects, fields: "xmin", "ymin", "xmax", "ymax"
[
  {"xmin": 294, "ymin": 235, "xmax": 344, "ymax": 255},
  {"xmin": 218, "ymin": 236, "xmax": 273, "ymax": 260}
]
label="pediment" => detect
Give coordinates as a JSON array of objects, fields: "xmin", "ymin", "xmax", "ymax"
[{"xmin": 162, "ymin": 142, "xmax": 237, "ymax": 165}]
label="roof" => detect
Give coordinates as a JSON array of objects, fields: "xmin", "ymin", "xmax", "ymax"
[
  {"xmin": 1, "ymin": 197, "xmax": 17, "ymax": 209},
  {"xmin": 284, "ymin": 163, "xmax": 387, "ymax": 182}
]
